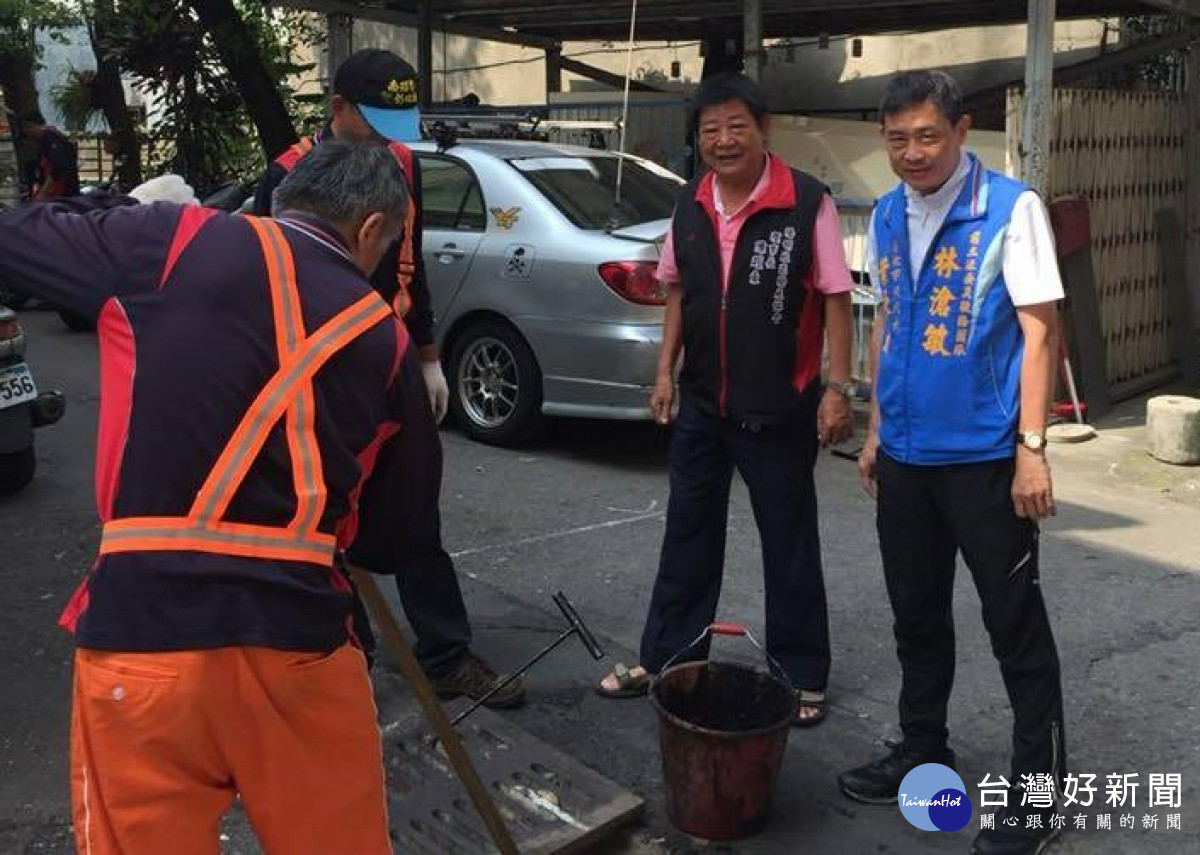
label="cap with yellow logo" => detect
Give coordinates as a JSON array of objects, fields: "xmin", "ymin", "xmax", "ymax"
[{"xmin": 333, "ymin": 49, "xmax": 422, "ymax": 142}]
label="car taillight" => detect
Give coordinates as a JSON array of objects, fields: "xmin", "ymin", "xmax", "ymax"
[
  {"xmin": 0, "ymin": 317, "xmax": 20, "ymax": 341},
  {"xmin": 598, "ymin": 261, "xmax": 667, "ymax": 305}
]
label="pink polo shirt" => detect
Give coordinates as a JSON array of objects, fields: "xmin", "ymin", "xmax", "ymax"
[{"xmin": 656, "ymin": 153, "xmax": 853, "ymax": 296}]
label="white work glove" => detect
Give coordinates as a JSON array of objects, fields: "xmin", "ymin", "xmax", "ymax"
[
  {"xmin": 422, "ymin": 359, "xmax": 449, "ymax": 424},
  {"xmin": 128, "ymin": 174, "xmax": 199, "ymax": 206}
]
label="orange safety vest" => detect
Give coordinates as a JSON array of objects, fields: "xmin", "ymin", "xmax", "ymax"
[
  {"xmin": 275, "ymin": 136, "xmax": 416, "ymax": 318},
  {"xmin": 97, "ymin": 217, "xmax": 393, "ymax": 566},
  {"xmin": 390, "ymin": 141, "xmax": 417, "ymax": 317}
]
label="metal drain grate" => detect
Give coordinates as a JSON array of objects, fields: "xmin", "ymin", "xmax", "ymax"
[{"xmin": 377, "ymin": 690, "xmax": 642, "ymax": 854}]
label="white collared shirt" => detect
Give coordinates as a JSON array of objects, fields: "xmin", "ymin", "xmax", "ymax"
[{"xmin": 867, "ymin": 153, "xmax": 1064, "ymax": 307}]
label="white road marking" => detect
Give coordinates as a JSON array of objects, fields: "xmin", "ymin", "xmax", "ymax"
[{"xmin": 449, "ymin": 510, "xmax": 665, "ymax": 560}]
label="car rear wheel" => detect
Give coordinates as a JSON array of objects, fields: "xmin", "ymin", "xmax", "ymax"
[
  {"xmin": 0, "ymin": 446, "xmax": 36, "ymax": 494},
  {"xmin": 448, "ymin": 321, "xmax": 542, "ymax": 446}
]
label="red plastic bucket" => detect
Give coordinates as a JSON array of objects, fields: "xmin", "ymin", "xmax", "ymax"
[{"xmin": 648, "ymin": 624, "xmax": 793, "ymax": 840}]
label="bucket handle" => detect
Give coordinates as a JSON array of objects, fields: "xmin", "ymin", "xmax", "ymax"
[{"xmin": 657, "ymin": 622, "xmax": 793, "ymax": 691}]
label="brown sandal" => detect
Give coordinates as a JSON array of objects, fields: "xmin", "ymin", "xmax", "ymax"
[
  {"xmin": 594, "ymin": 663, "xmax": 651, "ymax": 699},
  {"xmin": 793, "ymin": 688, "xmax": 828, "ymax": 727}
]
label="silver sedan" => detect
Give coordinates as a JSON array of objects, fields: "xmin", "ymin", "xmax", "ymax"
[{"xmin": 410, "ymin": 139, "xmax": 684, "ymax": 445}]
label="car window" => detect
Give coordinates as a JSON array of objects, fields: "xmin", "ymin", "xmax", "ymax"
[
  {"xmin": 416, "ymin": 155, "xmax": 486, "ymax": 231},
  {"xmin": 508, "ymin": 155, "xmax": 683, "ymax": 230}
]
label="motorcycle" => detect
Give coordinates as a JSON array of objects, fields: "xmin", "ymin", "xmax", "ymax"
[{"xmin": 0, "ymin": 304, "xmax": 66, "ymax": 493}]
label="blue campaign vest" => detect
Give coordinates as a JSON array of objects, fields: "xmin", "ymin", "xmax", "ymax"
[{"xmin": 873, "ymin": 155, "xmax": 1028, "ymax": 464}]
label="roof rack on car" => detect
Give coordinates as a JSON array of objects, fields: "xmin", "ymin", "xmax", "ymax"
[{"xmin": 422, "ymin": 108, "xmax": 620, "ymax": 152}]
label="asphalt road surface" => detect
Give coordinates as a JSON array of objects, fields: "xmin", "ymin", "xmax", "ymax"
[{"xmin": 3, "ymin": 306, "xmax": 1199, "ymax": 854}]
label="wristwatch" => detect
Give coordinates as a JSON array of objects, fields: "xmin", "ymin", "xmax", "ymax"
[
  {"xmin": 1017, "ymin": 430, "xmax": 1047, "ymax": 451},
  {"xmin": 826, "ymin": 379, "xmax": 856, "ymax": 399}
]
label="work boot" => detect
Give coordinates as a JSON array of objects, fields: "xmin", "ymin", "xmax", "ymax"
[
  {"xmin": 971, "ymin": 791, "xmax": 1061, "ymax": 855},
  {"xmin": 430, "ymin": 651, "xmax": 526, "ymax": 708},
  {"xmin": 838, "ymin": 740, "xmax": 957, "ymax": 805}
]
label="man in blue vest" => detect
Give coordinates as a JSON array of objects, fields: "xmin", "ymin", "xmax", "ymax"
[{"xmin": 838, "ymin": 71, "xmax": 1067, "ymax": 855}]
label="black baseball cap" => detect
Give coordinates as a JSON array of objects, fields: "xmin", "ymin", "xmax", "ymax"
[{"xmin": 333, "ymin": 49, "xmax": 422, "ymax": 142}]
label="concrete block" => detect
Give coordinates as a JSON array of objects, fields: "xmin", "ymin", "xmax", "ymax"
[{"xmin": 1146, "ymin": 395, "xmax": 1200, "ymax": 465}]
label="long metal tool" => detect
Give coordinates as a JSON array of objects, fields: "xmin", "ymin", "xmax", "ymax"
[
  {"xmin": 450, "ymin": 590, "xmax": 605, "ymax": 727},
  {"xmin": 348, "ymin": 564, "xmax": 519, "ymax": 855}
]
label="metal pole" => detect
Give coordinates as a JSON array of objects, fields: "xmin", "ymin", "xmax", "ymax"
[
  {"xmin": 326, "ymin": 13, "xmax": 353, "ymax": 83},
  {"xmin": 1021, "ymin": 0, "xmax": 1056, "ymax": 197},
  {"xmin": 743, "ymin": 0, "xmax": 763, "ymax": 81},
  {"xmin": 348, "ymin": 565, "xmax": 519, "ymax": 855}
]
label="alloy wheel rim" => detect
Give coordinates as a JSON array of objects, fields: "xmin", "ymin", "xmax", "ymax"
[{"xmin": 460, "ymin": 336, "xmax": 519, "ymax": 428}]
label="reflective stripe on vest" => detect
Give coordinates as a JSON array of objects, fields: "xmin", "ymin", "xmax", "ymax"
[
  {"xmin": 388, "ymin": 142, "xmax": 417, "ymax": 317},
  {"xmin": 274, "ymin": 137, "xmax": 315, "ymax": 173},
  {"xmin": 99, "ymin": 218, "xmax": 393, "ymax": 565}
]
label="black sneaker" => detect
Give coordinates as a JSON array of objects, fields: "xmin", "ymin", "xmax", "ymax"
[
  {"xmin": 838, "ymin": 740, "xmax": 957, "ymax": 805},
  {"xmin": 430, "ymin": 652, "xmax": 526, "ymax": 709},
  {"xmin": 971, "ymin": 799, "xmax": 1061, "ymax": 854}
]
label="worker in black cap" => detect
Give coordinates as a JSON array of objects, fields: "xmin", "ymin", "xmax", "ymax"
[{"xmin": 254, "ymin": 48, "xmax": 527, "ymax": 709}]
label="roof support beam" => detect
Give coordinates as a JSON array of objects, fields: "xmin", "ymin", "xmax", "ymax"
[
  {"xmin": 963, "ymin": 25, "xmax": 1198, "ymax": 112},
  {"xmin": 557, "ymin": 55, "xmax": 664, "ymax": 91},
  {"xmin": 274, "ymin": 0, "xmax": 560, "ymax": 50},
  {"xmin": 1138, "ymin": 0, "xmax": 1200, "ymax": 18}
]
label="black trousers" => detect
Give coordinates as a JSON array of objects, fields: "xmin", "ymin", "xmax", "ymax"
[
  {"xmin": 639, "ymin": 397, "xmax": 830, "ymax": 689},
  {"xmin": 347, "ymin": 384, "xmax": 472, "ymax": 677},
  {"xmin": 876, "ymin": 451, "xmax": 1066, "ymax": 782}
]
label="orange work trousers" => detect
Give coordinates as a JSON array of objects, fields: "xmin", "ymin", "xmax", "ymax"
[{"xmin": 69, "ymin": 644, "xmax": 392, "ymax": 855}]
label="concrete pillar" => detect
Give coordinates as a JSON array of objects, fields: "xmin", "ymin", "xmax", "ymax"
[
  {"xmin": 743, "ymin": 0, "xmax": 763, "ymax": 81},
  {"xmin": 1147, "ymin": 395, "xmax": 1200, "ymax": 465},
  {"xmin": 1021, "ymin": 0, "xmax": 1056, "ymax": 197}
]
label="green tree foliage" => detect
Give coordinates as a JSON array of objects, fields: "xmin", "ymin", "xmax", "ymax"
[
  {"xmin": 0, "ymin": 0, "xmax": 79, "ymax": 118},
  {"xmin": 99, "ymin": 0, "xmax": 320, "ymax": 194}
]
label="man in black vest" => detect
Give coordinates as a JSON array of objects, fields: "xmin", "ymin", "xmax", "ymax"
[{"xmin": 596, "ymin": 73, "xmax": 855, "ymax": 727}]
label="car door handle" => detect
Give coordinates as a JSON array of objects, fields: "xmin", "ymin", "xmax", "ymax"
[{"xmin": 435, "ymin": 244, "xmax": 467, "ymax": 261}]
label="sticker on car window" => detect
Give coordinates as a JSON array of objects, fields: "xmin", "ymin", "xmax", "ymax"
[
  {"xmin": 490, "ymin": 206, "xmax": 521, "ymax": 229},
  {"xmin": 502, "ymin": 245, "xmax": 535, "ymax": 280}
]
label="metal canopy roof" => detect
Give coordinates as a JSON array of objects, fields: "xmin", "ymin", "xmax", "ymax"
[{"xmin": 378, "ymin": 0, "xmax": 1168, "ymax": 44}]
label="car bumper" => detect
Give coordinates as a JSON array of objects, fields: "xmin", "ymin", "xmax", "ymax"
[{"xmin": 523, "ymin": 318, "xmax": 661, "ymax": 420}]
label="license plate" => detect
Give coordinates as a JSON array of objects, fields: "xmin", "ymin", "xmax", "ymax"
[{"xmin": 0, "ymin": 363, "xmax": 38, "ymax": 410}]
